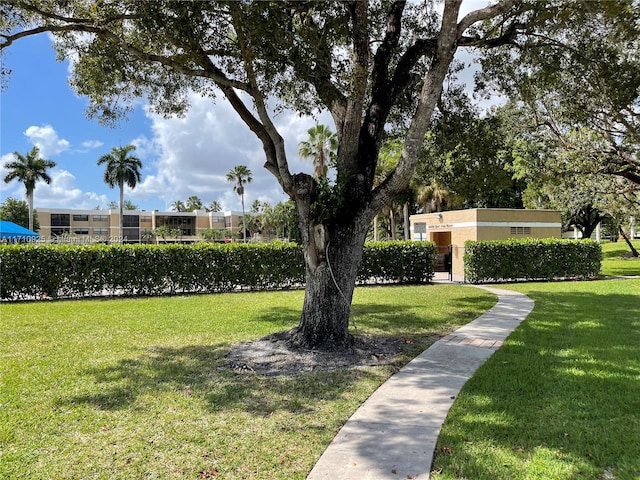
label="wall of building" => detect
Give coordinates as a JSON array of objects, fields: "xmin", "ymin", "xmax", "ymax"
[
  {"xmin": 36, "ymin": 208, "xmax": 246, "ymax": 244},
  {"xmin": 410, "ymin": 208, "xmax": 562, "ymax": 281}
]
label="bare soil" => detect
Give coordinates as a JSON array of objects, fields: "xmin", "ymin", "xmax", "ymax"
[{"xmin": 226, "ymin": 329, "xmax": 413, "ymax": 376}]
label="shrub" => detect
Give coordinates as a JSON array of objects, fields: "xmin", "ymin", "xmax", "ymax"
[
  {"xmin": 464, "ymin": 238, "xmax": 602, "ymax": 283},
  {"xmin": 0, "ymin": 240, "xmax": 435, "ymax": 300},
  {"xmin": 360, "ymin": 241, "xmax": 436, "ymax": 284}
]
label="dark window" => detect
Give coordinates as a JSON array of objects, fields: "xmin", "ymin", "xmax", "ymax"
[
  {"xmin": 123, "ymin": 228, "xmax": 139, "ymax": 242},
  {"xmin": 73, "ymin": 214, "xmax": 89, "ymax": 221},
  {"xmin": 73, "ymin": 228, "xmax": 89, "ymax": 235},
  {"xmin": 93, "ymin": 215, "xmax": 109, "ymax": 222},
  {"xmin": 161, "ymin": 216, "xmax": 195, "ymax": 233},
  {"xmin": 123, "ymin": 215, "xmax": 140, "ymax": 227},
  {"xmin": 51, "ymin": 214, "xmax": 70, "ymax": 226}
]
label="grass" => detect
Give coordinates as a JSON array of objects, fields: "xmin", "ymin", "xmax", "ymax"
[
  {"xmin": 431, "ymin": 276, "xmax": 640, "ymax": 478},
  {"xmin": 600, "ymin": 239, "xmax": 640, "ymax": 277},
  {"xmin": 0, "ymin": 284, "xmax": 495, "ymax": 480}
]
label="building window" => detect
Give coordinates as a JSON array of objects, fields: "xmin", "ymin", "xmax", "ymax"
[
  {"xmin": 93, "ymin": 228, "xmax": 108, "ymax": 235},
  {"xmin": 212, "ymin": 216, "xmax": 225, "ymax": 223},
  {"xmin": 93, "ymin": 215, "xmax": 109, "ymax": 222},
  {"xmin": 123, "ymin": 215, "xmax": 140, "ymax": 227},
  {"xmin": 510, "ymin": 226, "xmax": 531, "ymax": 235},
  {"xmin": 51, "ymin": 214, "xmax": 70, "ymax": 226},
  {"xmin": 73, "ymin": 228, "xmax": 89, "ymax": 235},
  {"xmin": 140, "ymin": 215, "xmax": 152, "ymax": 223},
  {"xmin": 72, "ymin": 214, "xmax": 89, "ymax": 221},
  {"xmin": 123, "ymin": 228, "xmax": 140, "ymax": 241}
]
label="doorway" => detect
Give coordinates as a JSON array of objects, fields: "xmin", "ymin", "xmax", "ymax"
[{"xmin": 431, "ymin": 231, "xmax": 452, "ymax": 277}]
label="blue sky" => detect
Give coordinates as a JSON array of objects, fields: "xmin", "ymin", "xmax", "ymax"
[{"xmin": 1, "ymin": 33, "xmax": 320, "ymax": 212}]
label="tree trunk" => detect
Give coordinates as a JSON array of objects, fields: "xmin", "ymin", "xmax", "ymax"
[
  {"xmin": 288, "ymin": 1, "xmax": 462, "ymax": 350},
  {"xmin": 291, "ymin": 217, "xmax": 369, "ymax": 350},
  {"xmin": 403, "ymin": 202, "xmax": 410, "ymax": 240},
  {"xmin": 373, "ymin": 215, "xmax": 379, "ymax": 241},
  {"xmin": 241, "ymin": 193, "xmax": 246, "ymax": 242},
  {"xmin": 580, "ymin": 221, "xmax": 600, "ymax": 240},
  {"xmin": 27, "ymin": 191, "xmax": 34, "ymax": 232},
  {"xmin": 619, "ymin": 226, "xmax": 640, "ymax": 257},
  {"xmin": 389, "ymin": 209, "xmax": 396, "ymax": 240},
  {"xmin": 119, "ymin": 182, "xmax": 124, "ymax": 244}
]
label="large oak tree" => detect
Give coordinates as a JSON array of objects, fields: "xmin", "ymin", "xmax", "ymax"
[{"xmin": 2, "ymin": 0, "xmax": 631, "ymax": 349}]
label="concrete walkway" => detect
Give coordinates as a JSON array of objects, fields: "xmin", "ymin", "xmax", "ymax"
[{"xmin": 307, "ymin": 286, "xmax": 535, "ymax": 480}]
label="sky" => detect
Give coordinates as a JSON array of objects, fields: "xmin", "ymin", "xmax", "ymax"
[
  {"xmin": 1, "ymin": 33, "xmax": 328, "ymax": 213},
  {"xmin": 0, "ymin": 5, "xmax": 489, "ymax": 214}
]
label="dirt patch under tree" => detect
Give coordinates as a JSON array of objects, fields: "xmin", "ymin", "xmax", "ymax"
[{"xmin": 226, "ymin": 328, "xmax": 429, "ymax": 376}]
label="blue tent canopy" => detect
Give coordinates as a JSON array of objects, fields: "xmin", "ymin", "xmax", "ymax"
[{"xmin": 0, "ymin": 220, "xmax": 39, "ymax": 241}]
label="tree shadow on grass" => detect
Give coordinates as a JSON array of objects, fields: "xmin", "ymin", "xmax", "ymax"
[
  {"xmin": 433, "ymin": 287, "xmax": 640, "ymax": 478},
  {"xmin": 59, "ymin": 287, "xmax": 497, "ymax": 422},
  {"xmin": 59, "ymin": 342, "xmax": 385, "ymax": 417},
  {"xmin": 350, "ymin": 294, "xmax": 496, "ymax": 332}
]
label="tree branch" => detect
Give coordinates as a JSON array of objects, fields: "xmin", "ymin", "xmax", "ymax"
[
  {"xmin": 369, "ymin": 0, "xmax": 406, "ymax": 108},
  {"xmin": 370, "ymin": 0, "xmax": 462, "ymax": 216},
  {"xmin": 457, "ymin": 0, "xmax": 519, "ymax": 36},
  {"xmin": 338, "ymin": 0, "xmax": 370, "ymax": 170},
  {"xmin": 228, "ymin": 5, "xmax": 294, "ymax": 196}
]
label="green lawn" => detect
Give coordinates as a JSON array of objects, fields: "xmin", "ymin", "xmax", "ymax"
[
  {"xmin": 3, "ymin": 244, "xmax": 638, "ymax": 479},
  {"xmin": 0, "ymin": 285, "xmax": 495, "ymax": 480},
  {"xmin": 431, "ymin": 277, "xmax": 640, "ymax": 479},
  {"xmin": 600, "ymin": 239, "xmax": 640, "ymax": 277}
]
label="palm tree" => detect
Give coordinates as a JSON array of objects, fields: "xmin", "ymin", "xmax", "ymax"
[
  {"xmin": 415, "ymin": 180, "xmax": 460, "ymax": 213},
  {"xmin": 372, "ymin": 140, "xmax": 401, "ymax": 240},
  {"xmin": 259, "ymin": 202, "xmax": 276, "ymax": 239},
  {"xmin": 226, "ymin": 165, "xmax": 252, "ymax": 242},
  {"xmin": 3, "ymin": 146, "xmax": 57, "ymax": 231},
  {"xmin": 298, "ymin": 124, "xmax": 338, "ymax": 178},
  {"xmin": 208, "ymin": 200, "xmax": 222, "ymax": 212},
  {"xmin": 186, "ymin": 195, "xmax": 203, "ymax": 211},
  {"xmin": 171, "ymin": 200, "xmax": 187, "ymax": 212},
  {"xmin": 97, "ymin": 145, "xmax": 142, "ymax": 243}
]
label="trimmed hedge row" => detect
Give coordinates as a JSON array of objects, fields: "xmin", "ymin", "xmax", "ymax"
[
  {"xmin": 358, "ymin": 241, "xmax": 436, "ymax": 284},
  {"xmin": 0, "ymin": 241, "xmax": 436, "ymax": 300},
  {"xmin": 463, "ymin": 238, "xmax": 602, "ymax": 284}
]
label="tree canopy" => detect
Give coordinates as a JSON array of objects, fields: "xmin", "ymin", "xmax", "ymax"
[{"xmin": 477, "ymin": 0, "xmax": 640, "ymax": 185}]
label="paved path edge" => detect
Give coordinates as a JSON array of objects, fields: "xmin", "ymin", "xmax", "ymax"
[{"xmin": 307, "ymin": 286, "xmax": 535, "ymax": 480}]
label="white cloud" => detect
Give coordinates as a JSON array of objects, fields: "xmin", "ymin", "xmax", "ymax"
[
  {"xmin": 33, "ymin": 169, "xmax": 109, "ymax": 210},
  {"xmin": 131, "ymin": 92, "xmax": 332, "ymax": 211},
  {"xmin": 23, "ymin": 125, "xmax": 70, "ymax": 157},
  {"xmin": 81, "ymin": 140, "xmax": 104, "ymax": 149},
  {"xmin": 1, "ymin": 153, "xmax": 21, "ymax": 199}
]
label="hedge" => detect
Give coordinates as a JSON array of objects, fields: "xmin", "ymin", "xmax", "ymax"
[
  {"xmin": 0, "ymin": 240, "xmax": 436, "ymax": 300},
  {"xmin": 463, "ymin": 238, "xmax": 602, "ymax": 284}
]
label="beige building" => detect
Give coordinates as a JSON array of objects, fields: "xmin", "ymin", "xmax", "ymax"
[
  {"xmin": 410, "ymin": 208, "xmax": 562, "ymax": 281},
  {"xmin": 36, "ymin": 208, "xmax": 245, "ymax": 244}
]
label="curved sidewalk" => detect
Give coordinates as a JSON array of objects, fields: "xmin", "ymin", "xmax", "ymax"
[{"xmin": 307, "ymin": 286, "xmax": 534, "ymax": 480}]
